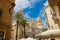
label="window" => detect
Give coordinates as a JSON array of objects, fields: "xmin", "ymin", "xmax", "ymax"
[
  {"xmin": 58, "ymin": 6, "xmax": 60, "ymax": 17},
  {"xmin": 51, "ymin": 38, "xmax": 55, "ymax": 40},
  {"xmin": 0, "ymin": 0, "xmax": 2, "ymax": 3},
  {"xmin": 0, "ymin": 8, "xmax": 3, "ymax": 17},
  {"xmin": 58, "ymin": 0, "xmax": 60, "ymax": 11},
  {"xmin": 50, "ymin": 6, "xmax": 57, "ymax": 20},
  {"xmin": 51, "ymin": 7, "xmax": 56, "ymax": 15},
  {"xmin": 52, "ymin": 15, "xmax": 57, "ymax": 20},
  {"xmin": 0, "ymin": 31, "xmax": 4, "ymax": 40},
  {"xmin": 39, "ymin": 38, "xmax": 44, "ymax": 40},
  {"xmin": 58, "ymin": 0, "xmax": 60, "ymax": 3}
]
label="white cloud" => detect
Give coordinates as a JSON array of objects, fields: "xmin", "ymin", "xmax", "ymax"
[
  {"xmin": 24, "ymin": 13, "xmax": 37, "ymax": 20},
  {"xmin": 39, "ymin": 0, "xmax": 48, "ymax": 18},
  {"xmin": 39, "ymin": 7, "xmax": 45, "ymax": 18},
  {"xmin": 41, "ymin": 13, "xmax": 44, "ymax": 18},
  {"xmin": 38, "ymin": 2, "xmax": 48, "ymax": 28},
  {"xmin": 29, "ymin": 0, "xmax": 40, "ymax": 3},
  {"xmin": 15, "ymin": 0, "xmax": 42, "ymax": 10},
  {"xmin": 42, "ymin": 21, "xmax": 48, "ymax": 28},
  {"xmin": 30, "ymin": 0, "xmax": 36, "ymax": 3},
  {"xmin": 14, "ymin": 0, "xmax": 48, "ymax": 28},
  {"xmin": 24, "ymin": 13, "xmax": 31, "ymax": 20},
  {"xmin": 15, "ymin": 0, "xmax": 31, "ymax": 9},
  {"xmin": 43, "ymin": 1, "xmax": 48, "ymax": 6},
  {"xmin": 12, "ymin": 20, "xmax": 16, "ymax": 26},
  {"xmin": 14, "ymin": 6, "xmax": 22, "ymax": 13}
]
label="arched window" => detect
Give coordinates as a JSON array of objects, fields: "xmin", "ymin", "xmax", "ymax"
[
  {"xmin": 0, "ymin": 31, "xmax": 4, "ymax": 40},
  {"xmin": 58, "ymin": 0, "xmax": 60, "ymax": 4}
]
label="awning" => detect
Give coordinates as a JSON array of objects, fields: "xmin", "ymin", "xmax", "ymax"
[
  {"xmin": 35, "ymin": 29, "xmax": 60, "ymax": 37},
  {"xmin": 20, "ymin": 38, "xmax": 37, "ymax": 40}
]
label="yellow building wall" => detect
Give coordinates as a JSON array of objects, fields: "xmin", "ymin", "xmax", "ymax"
[
  {"xmin": 11, "ymin": 26, "xmax": 16, "ymax": 40},
  {"xmin": 45, "ymin": 37, "xmax": 60, "ymax": 40},
  {"xmin": 0, "ymin": 0, "xmax": 14, "ymax": 23},
  {"xmin": 54, "ymin": 37, "xmax": 60, "ymax": 40},
  {"xmin": 0, "ymin": 0, "xmax": 15, "ymax": 40}
]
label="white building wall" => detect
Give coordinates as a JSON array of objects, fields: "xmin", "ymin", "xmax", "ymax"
[
  {"xmin": 45, "ymin": 6, "xmax": 59, "ymax": 29},
  {"xmin": 53, "ymin": 6, "xmax": 60, "ymax": 28}
]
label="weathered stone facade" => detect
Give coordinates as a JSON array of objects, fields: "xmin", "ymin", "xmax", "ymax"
[{"xmin": 48, "ymin": 0, "xmax": 60, "ymax": 29}]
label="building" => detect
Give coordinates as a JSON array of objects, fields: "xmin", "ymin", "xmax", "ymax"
[
  {"xmin": 37, "ymin": 17, "xmax": 43, "ymax": 30},
  {"xmin": 0, "ymin": 0, "xmax": 15, "ymax": 40},
  {"xmin": 48, "ymin": 0, "xmax": 60, "ymax": 29},
  {"xmin": 44, "ymin": 5, "xmax": 59, "ymax": 29},
  {"xmin": 11, "ymin": 25, "xmax": 16, "ymax": 40},
  {"xmin": 26, "ymin": 17, "xmax": 43, "ymax": 38},
  {"xmin": 11, "ymin": 23, "xmax": 24, "ymax": 40},
  {"xmin": 35, "ymin": 0, "xmax": 60, "ymax": 40},
  {"xmin": 11, "ymin": 9, "xmax": 43, "ymax": 39},
  {"xmin": 44, "ymin": 1, "xmax": 59, "ymax": 29},
  {"xmin": 36, "ymin": 0, "xmax": 60, "ymax": 40},
  {"xmin": 44, "ymin": 0, "xmax": 60, "ymax": 40},
  {"xmin": 11, "ymin": 17, "xmax": 43, "ymax": 39}
]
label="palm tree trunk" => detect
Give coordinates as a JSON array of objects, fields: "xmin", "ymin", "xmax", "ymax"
[
  {"xmin": 32, "ymin": 28, "xmax": 35, "ymax": 38},
  {"xmin": 16, "ymin": 20, "xmax": 18, "ymax": 40},
  {"xmin": 24, "ymin": 25, "xmax": 26, "ymax": 38}
]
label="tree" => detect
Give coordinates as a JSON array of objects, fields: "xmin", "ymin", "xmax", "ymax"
[
  {"xmin": 14, "ymin": 10, "xmax": 28, "ymax": 40},
  {"xmin": 19, "ymin": 19, "xmax": 28, "ymax": 38},
  {"xmin": 42, "ymin": 28, "xmax": 48, "ymax": 32}
]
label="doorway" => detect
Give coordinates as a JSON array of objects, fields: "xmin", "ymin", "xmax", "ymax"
[
  {"xmin": 0, "ymin": 31, "xmax": 4, "ymax": 40},
  {"xmin": 51, "ymin": 38, "xmax": 55, "ymax": 40}
]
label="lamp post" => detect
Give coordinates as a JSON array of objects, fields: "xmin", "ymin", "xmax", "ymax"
[{"xmin": 8, "ymin": 0, "xmax": 15, "ymax": 14}]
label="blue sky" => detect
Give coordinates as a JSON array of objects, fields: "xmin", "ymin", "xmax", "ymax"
[{"xmin": 14, "ymin": 0, "xmax": 48, "ymax": 28}]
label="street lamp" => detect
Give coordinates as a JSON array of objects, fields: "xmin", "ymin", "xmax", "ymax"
[{"xmin": 8, "ymin": 0, "xmax": 15, "ymax": 14}]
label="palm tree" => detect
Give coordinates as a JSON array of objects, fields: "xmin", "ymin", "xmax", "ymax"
[
  {"xmin": 19, "ymin": 19, "xmax": 28, "ymax": 38},
  {"xmin": 14, "ymin": 10, "xmax": 28, "ymax": 40},
  {"xmin": 42, "ymin": 28, "xmax": 48, "ymax": 32},
  {"xmin": 15, "ymin": 11, "xmax": 23, "ymax": 40}
]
